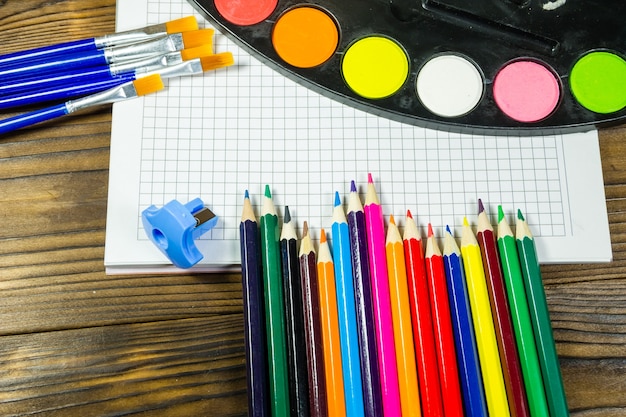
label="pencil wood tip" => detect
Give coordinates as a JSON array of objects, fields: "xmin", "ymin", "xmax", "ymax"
[{"xmin": 303, "ymin": 221, "xmax": 309, "ymax": 236}]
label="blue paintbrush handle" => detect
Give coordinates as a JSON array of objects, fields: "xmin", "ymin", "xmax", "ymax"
[
  {"xmin": 0, "ymin": 76, "xmax": 132, "ymax": 109},
  {"xmin": 0, "ymin": 66, "xmax": 116, "ymax": 96},
  {"xmin": 0, "ymin": 103, "xmax": 69, "ymax": 134},
  {"xmin": 0, "ymin": 39, "xmax": 97, "ymax": 67},
  {"xmin": 0, "ymin": 49, "xmax": 108, "ymax": 80}
]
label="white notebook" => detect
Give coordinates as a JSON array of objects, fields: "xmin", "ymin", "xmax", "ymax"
[{"xmin": 104, "ymin": 0, "xmax": 612, "ymax": 274}]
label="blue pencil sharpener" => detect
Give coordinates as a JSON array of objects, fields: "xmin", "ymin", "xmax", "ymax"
[{"xmin": 141, "ymin": 197, "xmax": 218, "ymax": 269}]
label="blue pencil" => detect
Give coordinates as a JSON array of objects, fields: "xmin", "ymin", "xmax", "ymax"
[
  {"xmin": 240, "ymin": 190, "xmax": 270, "ymax": 417},
  {"xmin": 442, "ymin": 226, "xmax": 488, "ymax": 417},
  {"xmin": 331, "ymin": 191, "xmax": 365, "ymax": 417},
  {"xmin": 0, "ymin": 16, "xmax": 198, "ymax": 67}
]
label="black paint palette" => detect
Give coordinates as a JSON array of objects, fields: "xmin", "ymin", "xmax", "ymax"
[{"xmin": 187, "ymin": 0, "xmax": 626, "ymax": 134}]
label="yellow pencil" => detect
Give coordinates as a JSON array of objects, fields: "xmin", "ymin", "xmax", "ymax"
[
  {"xmin": 460, "ymin": 217, "xmax": 511, "ymax": 417},
  {"xmin": 385, "ymin": 215, "xmax": 421, "ymax": 417}
]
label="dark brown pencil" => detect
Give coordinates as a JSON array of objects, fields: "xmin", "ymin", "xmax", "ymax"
[{"xmin": 298, "ymin": 222, "xmax": 328, "ymax": 417}]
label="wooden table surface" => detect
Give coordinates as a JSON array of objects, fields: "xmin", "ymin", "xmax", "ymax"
[{"xmin": 1, "ymin": 1, "xmax": 626, "ymax": 416}]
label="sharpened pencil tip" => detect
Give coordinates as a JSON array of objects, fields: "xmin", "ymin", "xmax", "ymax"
[
  {"xmin": 478, "ymin": 198, "xmax": 485, "ymax": 214},
  {"xmin": 284, "ymin": 205, "xmax": 291, "ymax": 223},
  {"xmin": 389, "ymin": 214, "xmax": 395, "ymax": 225},
  {"xmin": 320, "ymin": 228, "xmax": 327, "ymax": 243},
  {"xmin": 428, "ymin": 223, "xmax": 434, "ymax": 237},
  {"xmin": 463, "ymin": 216, "xmax": 469, "ymax": 227},
  {"xmin": 350, "ymin": 180, "xmax": 357, "ymax": 193},
  {"xmin": 517, "ymin": 208, "xmax": 525, "ymax": 221},
  {"xmin": 244, "ymin": 189, "xmax": 249, "ymax": 199},
  {"xmin": 303, "ymin": 221, "xmax": 309, "ymax": 236},
  {"xmin": 264, "ymin": 185, "xmax": 271, "ymax": 198},
  {"xmin": 406, "ymin": 209, "xmax": 412, "ymax": 219},
  {"xmin": 368, "ymin": 173, "xmax": 373, "ymax": 184},
  {"xmin": 446, "ymin": 224, "xmax": 451, "ymax": 234},
  {"xmin": 334, "ymin": 191, "xmax": 341, "ymax": 207},
  {"xmin": 498, "ymin": 205, "xmax": 505, "ymax": 222}
]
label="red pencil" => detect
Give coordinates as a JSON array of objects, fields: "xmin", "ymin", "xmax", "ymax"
[
  {"xmin": 403, "ymin": 211, "xmax": 444, "ymax": 417},
  {"xmin": 425, "ymin": 224, "xmax": 464, "ymax": 417},
  {"xmin": 476, "ymin": 200, "xmax": 530, "ymax": 417}
]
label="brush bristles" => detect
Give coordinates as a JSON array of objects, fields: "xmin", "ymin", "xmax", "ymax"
[
  {"xmin": 200, "ymin": 52, "xmax": 235, "ymax": 71},
  {"xmin": 133, "ymin": 74, "xmax": 165, "ymax": 96},
  {"xmin": 182, "ymin": 29, "xmax": 215, "ymax": 48},
  {"xmin": 165, "ymin": 16, "xmax": 199, "ymax": 34},
  {"xmin": 181, "ymin": 44, "xmax": 214, "ymax": 61}
]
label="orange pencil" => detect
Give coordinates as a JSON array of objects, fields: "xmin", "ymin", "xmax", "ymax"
[
  {"xmin": 317, "ymin": 228, "xmax": 347, "ymax": 417},
  {"xmin": 385, "ymin": 215, "xmax": 421, "ymax": 417}
]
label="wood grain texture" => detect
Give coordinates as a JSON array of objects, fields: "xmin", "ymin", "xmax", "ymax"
[{"xmin": 1, "ymin": 0, "xmax": 626, "ymax": 415}]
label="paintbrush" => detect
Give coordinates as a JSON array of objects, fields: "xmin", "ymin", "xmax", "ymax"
[
  {"xmin": 0, "ymin": 74, "xmax": 165, "ymax": 134},
  {"xmin": 0, "ymin": 16, "xmax": 199, "ymax": 67},
  {"xmin": 0, "ymin": 52, "xmax": 234, "ymax": 109}
]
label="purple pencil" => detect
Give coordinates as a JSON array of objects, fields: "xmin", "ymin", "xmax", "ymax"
[{"xmin": 346, "ymin": 180, "xmax": 383, "ymax": 417}]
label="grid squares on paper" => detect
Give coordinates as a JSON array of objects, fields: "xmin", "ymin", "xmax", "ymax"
[{"xmin": 138, "ymin": 0, "xmax": 569, "ymax": 243}]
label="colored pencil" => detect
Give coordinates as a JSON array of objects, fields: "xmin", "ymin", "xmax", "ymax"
[
  {"xmin": 363, "ymin": 174, "xmax": 401, "ymax": 417},
  {"xmin": 317, "ymin": 228, "xmax": 347, "ymax": 417},
  {"xmin": 442, "ymin": 226, "xmax": 488, "ymax": 417},
  {"xmin": 402, "ymin": 211, "xmax": 444, "ymax": 417},
  {"xmin": 0, "ymin": 30, "xmax": 214, "ymax": 81},
  {"xmin": 239, "ymin": 190, "xmax": 270, "ymax": 417},
  {"xmin": 346, "ymin": 180, "xmax": 383, "ymax": 417},
  {"xmin": 0, "ymin": 52, "xmax": 232, "ymax": 111},
  {"xmin": 260, "ymin": 185, "xmax": 290, "ymax": 417},
  {"xmin": 476, "ymin": 200, "xmax": 529, "ymax": 417},
  {"xmin": 279, "ymin": 206, "xmax": 310, "ymax": 416},
  {"xmin": 0, "ymin": 74, "xmax": 164, "ymax": 135},
  {"xmin": 0, "ymin": 16, "xmax": 198, "ymax": 67},
  {"xmin": 299, "ymin": 222, "xmax": 328, "ymax": 417},
  {"xmin": 497, "ymin": 206, "xmax": 550, "ymax": 417},
  {"xmin": 385, "ymin": 215, "xmax": 421, "ymax": 417},
  {"xmin": 331, "ymin": 191, "xmax": 365, "ymax": 417},
  {"xmin": 425, "ymin": 223, "xmax": 464, "ymax": 417},
  {"xmin": 516, "ymin": 209, "xmax": 570, "ymax": 417},
  {"xmin": 460, "ymin": 217, "xmax": 511, "ymax": 417}
]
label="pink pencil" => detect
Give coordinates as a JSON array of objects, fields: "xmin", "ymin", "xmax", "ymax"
[{"xmin": 363, "ymin": 173, "xmax": 401, "ymax": 416}]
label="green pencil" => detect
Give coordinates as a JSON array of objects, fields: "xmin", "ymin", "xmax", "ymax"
[
  {"xmin": 497, "ymin": 206, "xmax": 549, "ymax": 417},
  {"xmin": 260, "ymin": 185, "xmax": 290, "ymax": 417},
  {"xmin": 516, "ymin": 209, "xmax": 569, "ymax": 417}
]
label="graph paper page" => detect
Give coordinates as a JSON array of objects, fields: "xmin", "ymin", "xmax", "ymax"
[{"xmin": 105, "ymin": 0, "xmax": 611, "ymax": 272}]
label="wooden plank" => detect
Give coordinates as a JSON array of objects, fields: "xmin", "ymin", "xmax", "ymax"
[{"xmin": 0, "ymin": 316, "xmax": 248, "ymax": 416}]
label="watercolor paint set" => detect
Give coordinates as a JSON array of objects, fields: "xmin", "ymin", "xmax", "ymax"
[{"xmin": 187, "ymin": 0, "xmax": 626, "ymax": 134}]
